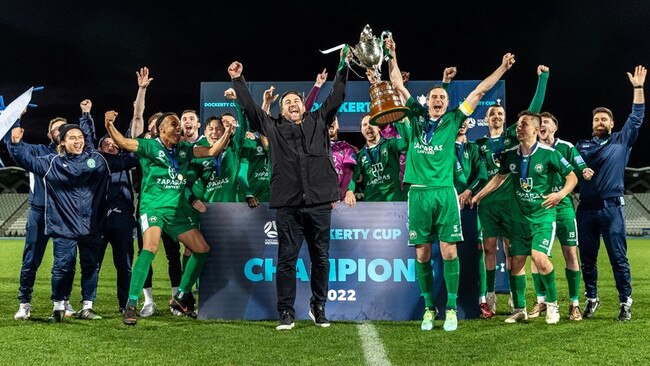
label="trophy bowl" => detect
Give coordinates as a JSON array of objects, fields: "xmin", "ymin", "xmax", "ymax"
[{"xmin": 368, "ymin": 81, "xmax": 409, "ymax": 126}]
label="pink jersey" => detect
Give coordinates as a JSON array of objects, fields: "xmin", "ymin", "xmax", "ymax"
[{"xmin": 331, "ymin": 140, "xmax": 357, "ymax": 199}]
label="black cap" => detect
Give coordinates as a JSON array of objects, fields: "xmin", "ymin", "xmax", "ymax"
[{"xmin": 58, "ymin": 124, "xmax": 82, "ymax": 141}]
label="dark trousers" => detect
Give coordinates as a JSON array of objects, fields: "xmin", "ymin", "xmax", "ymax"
[
  {"xmin": 99, "ymin": 212, "xmax": 136, "ymax": 308},
  {"xmin": 276, "ymin": 203, "xmax": 332, "ymax": 316},
  {"xmin": 577, "ymin": 203, "xmax": 631, "ymax": 303},
  {"xmin": 18, "ymin": 206, "xmax": 50, "ymax": 303},
  {"xmin": 51, "ymin": 233, "xmax": 103, "ymax": 302}
]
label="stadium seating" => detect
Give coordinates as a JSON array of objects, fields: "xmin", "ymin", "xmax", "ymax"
[
  {"xmin": 0, "ymin": 193, "xmax": 28, "ymax": 237},
  {"xmin": 624, "ymin": 195, "xmax": 650, "ymax": 236}
]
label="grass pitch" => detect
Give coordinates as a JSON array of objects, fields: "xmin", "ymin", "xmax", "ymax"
[{"xmin": 0, "ymin": 238, "xmax": 649, "ymax": 365}]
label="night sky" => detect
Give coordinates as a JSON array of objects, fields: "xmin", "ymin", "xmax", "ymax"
[{"xmin": 2, "ymin": 0, "xmax": 649, "ymax": 166}]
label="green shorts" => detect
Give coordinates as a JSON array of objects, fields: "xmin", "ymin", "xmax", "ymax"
[
  {"xmin": 408, "ymin": 186, "xmax": 463, "ymax": 245},
  {"xmin": 477, "ymin": 197, "xmax": 512, "ymax": 239},
  {"xmin": 509, "ymin": 220, "xmax": 556, "ymax": 256},
  {"xmin": 140, "ymin": 207, "xmax": 198, "ymax": 241},
  {"xmin": 555, "ymin": 206, "xmax": 577, "ymax": 246}
]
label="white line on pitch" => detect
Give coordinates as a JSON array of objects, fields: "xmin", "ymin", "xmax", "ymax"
[{"xmin": 357, "ymin": 322, "xmax": 392, "ymax": 366}]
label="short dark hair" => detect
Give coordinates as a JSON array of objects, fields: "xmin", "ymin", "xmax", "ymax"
[
  {"xmin": 517, "ymin": 110, "xmax": 542, "ymax": 126},
  {"xmin": 204, "ymin": 115, "xmax": 222, "ymax": 126},
  {"xmin": 540, "ymin": 111, "xmax": 558, "ymax": 126},
  {"xmin": 592, "ymin": 107, "xmax": 613, "ymax": 120},
  {"xmin": 155, "ymin": 112, "xmax": 179, "ymax": 131},
  {"xmin": 426, "ymin": 85, "xmax": 447, "ymax": 98},
  {"xmin": 279, "ymin": 91, "xmax": 304, "ymax": 106},
  {"xmin": 181, "ymin": 109, "xmax": 199, "ymax": 118},
  {"xmin": 48, "ymin": 117, "xmax": 67, "ymax": 132}
]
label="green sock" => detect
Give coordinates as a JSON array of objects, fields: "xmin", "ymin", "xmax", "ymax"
[
  {"xmin": 566, "ymin": 268, "xmax": 581, "ymax": 302},
  {"xmin": 531, "ymin": 272, "xmax": 546, "ymax": 298},
  {"xmin": 128, "ymin": 250, "xmax": 156, "ymax": 305},
  {"xmin": 178, "ymin": 252, "xmax": 208, "ymax": 295},
  {"xmin": 415, "ymin": 260, "xmax": 434, "ymax": 308},
  {"xmin": 486, "ymin": 269, "xmax": 496, "ymax": 293},
  {"xmin": 541, "ymin": 269, "xmax": 557, "ymax": 303},
  {"xmin": 478, "ymin": 250, "xmax": 487, "ymax": 297},
  {"xmin": 181, "ymin": 254, "xmax": 190, "ymax": 272},
  {"xmin": 444, "ymin": 257, "xmax": 460, "ymax": 309},
  {"xmin": 512, "ymin": 274, "xmax": 527, "ymax": 309}
]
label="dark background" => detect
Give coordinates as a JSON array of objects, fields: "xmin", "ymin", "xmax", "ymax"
[{"xmin": 2, "ymin": 0, "xmax": 649, "ymax": 166}]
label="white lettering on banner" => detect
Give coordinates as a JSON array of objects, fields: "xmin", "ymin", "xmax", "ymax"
[
  {"xmin": 329, "ymin": 228, "xmax": 402, "ymax": 240},
  {"xmin": 327, "ymin": 289, "xmax": 357, "ymax": 302},
  {"xmin": 243, "ymin": 257, "xmax": 415, "ymax": 283}
]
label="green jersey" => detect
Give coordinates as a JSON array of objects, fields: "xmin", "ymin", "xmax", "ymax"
[
  {"xmin": 475, "ymin": 124, "xmax": 518, "ymax": 201},
  {"xmin": 190, "ymin": 138, "xmax": 240, "ymax": 202},
  {"xmin": 498, "ymin": 143, "xmax": 574, "ymax": 223},
  {"xmin": 348, "ymin": 137, "xmax": 407, "ymax": 201},
  {"xmin": 454, "ymin": 141, "xmax": 487, "ymax": 194},
  {"xmin": 398, "ymin": 96, "xmax": 471, "ymax": 188},
  {"xmin": 238, "ymin": 134, "xmax": 270, "ymax": 202},
  {"xmin": 135, "ymin": 138, "xmax": 195, "ymax": 212},
  {"xmin": 549, "ymin": 138, "xmax": 587, "ymax": 212}
]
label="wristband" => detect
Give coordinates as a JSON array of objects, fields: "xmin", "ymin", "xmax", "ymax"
[{"xmin": 634, "ymin": 85, "xmax": 643, "ymax": 89}]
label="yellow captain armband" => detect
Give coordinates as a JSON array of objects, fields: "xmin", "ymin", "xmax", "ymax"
[{"xmin": 459, "ymin": 101, "xmax": 474, "ymax": 116}]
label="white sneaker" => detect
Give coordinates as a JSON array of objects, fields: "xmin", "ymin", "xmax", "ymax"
[
  {"xmin": 140, "ymin": 302, "xmax": 157, "ymax": 317},
  {"xmin": 546, "ymin": 302, "xmax": 560, "ymax": 324},
  {"xmin": 14, "ymin": 303, "xmax": 31, "ymax": 320},
  {"xmin": 505, "ymin": 308, "xmax": 528, "ymax": 323},
  {"xmin": 63, "ymin": 301, "xmax": 77, "ymax": 318}
]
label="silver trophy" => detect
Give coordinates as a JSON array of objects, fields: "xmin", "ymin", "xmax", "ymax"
[
  {"xmin": 352, "ymin": 25, "xmax": 408, "ymax": 126},
  {"xmin": 352, "ymin": 25, "xmax": 391, "ymax": 82}
]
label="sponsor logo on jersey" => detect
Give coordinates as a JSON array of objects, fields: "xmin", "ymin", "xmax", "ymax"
[
  {"xmin": 148, "ymin": 216, "xmax": 158, "ymax": 223},
  {"xmin": 87, "ymin": 158, "xmax": 96, "ymax": 168},
  {"xmin": 264, "ymin": 221, "xmax": 278, "ymax": 245},
  {"xmin": 413, "ymin": 141, "xmax": 443, "ymax": 155}
]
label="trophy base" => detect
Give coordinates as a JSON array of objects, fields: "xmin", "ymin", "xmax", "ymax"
[{"xmin": 368, "ymin": 81, "xmax": 409, "ymax": 126}]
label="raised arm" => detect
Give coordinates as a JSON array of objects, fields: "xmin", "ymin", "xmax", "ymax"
[
  {"xmin": 131, "ymin": 67, "xmax": 154, "ymax": 138},
  {"xmin": 318, "ymin": 50, "xmax": 350, "ymax": 125},
  {"xmin": 385, "ymin": 37, "xmax": 411, "ymax": 102},
  {"xmin": 79, "ymin": 99, "xmax": 97, "ymax": 149},
  {"xmin": 622, "ymin": 65, "xmax": 646, "ymax": 146},
  {"xmin": 193, "ymin": 123, "xmax": 232, "ymax": 158},
  {"xmin": 9, "ymin": 129, "xmax": 50, "ymax": 176},
  {"xmin": 463, "ymin": 53, "xmax": 515, "ymax": 112},
  {"xmin": 224, "ymin": 88, "xmax": 249, "ymax": 147},
  {"xmin": 304, "ymin": 68, "xmax": 327, "ymax": 112},
  {"xmin": 260, "ymin": 85, "xmax": 278, "ymax": 116},
  {"xmin": 105, "ymin": 111, "xmax": 139, "ymax": 152},
  {"xmin": 442, "ymin": 67, "xmax": 457, "ymax": 92},
  {"xmin": 229, "ymin": 61, "xmax": 273, "ymax": 135},
  {"xmin": 528, "ymin": 65, "xmax": 550, "ymax": 113}
]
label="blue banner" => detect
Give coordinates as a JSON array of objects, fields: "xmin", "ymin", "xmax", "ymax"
[
  {"xmin": 200, "ymin": 80, "xmax": 505, "ymax": 141},
  {"xmin": 198, "ymin": 202, "xmax": 482, "ymax": 321}
]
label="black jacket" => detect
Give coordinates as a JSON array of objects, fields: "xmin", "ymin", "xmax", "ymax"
[{"xmin": 232, "ymin": 69, "xmax": 347, "ymax": 208}]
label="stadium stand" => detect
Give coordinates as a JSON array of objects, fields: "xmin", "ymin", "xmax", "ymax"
[{"xmin": 0, "ymin": 193, "xmax": 28, "ymax": 236}]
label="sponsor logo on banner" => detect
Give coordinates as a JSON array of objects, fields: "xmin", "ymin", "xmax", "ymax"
[{"xmin": 264, "ymin": 221, "xmax": 278, "ymax": 245}]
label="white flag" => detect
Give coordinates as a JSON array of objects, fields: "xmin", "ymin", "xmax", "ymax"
[{"xmin": 0, "ymin": 87, "xmax": 34, "ymax": 140}]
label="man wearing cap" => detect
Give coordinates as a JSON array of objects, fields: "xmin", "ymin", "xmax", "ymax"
[
  {"xmin": 9, "ymin": 119, "xmax": 138, "ymax": 322},
  {"xmin": 575, "ymin": 65, "xmax": 646, "ymax": 321}
]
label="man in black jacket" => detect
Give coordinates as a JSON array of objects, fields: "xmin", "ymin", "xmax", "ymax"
[{"xmin": 228, "ymin": 48, "xmax": 350, "ymax": 330}]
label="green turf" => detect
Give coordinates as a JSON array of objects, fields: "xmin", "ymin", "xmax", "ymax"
[{"xmin": 0, "ymin": 238, "xmax": 648, "ymax": 365}]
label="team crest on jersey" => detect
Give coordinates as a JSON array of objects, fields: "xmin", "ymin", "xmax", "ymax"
[
  {"xmin": 178, "ymin": 150, "xmax": 187, "ymax": 159},
  {"xmin": 463, "ymin": 151, "xmax": 469, "ymax": 159},
  {"xmin": 409, "ymin": 230, "xmax": 417, "ymax": 240},
  {"xmin": 157, "ymin": 151, "xmax": 166, "ymax": 161},
  {"xmin": 361, "ymin": 155, "xmax": 368, "ymax": 164},
  {"xmin": 480, "ymin": 145, "xmax": 487, "ymax": 152},
  {"xmin": 509, "ymin": 163, "xmax": 516, "ymax": 172},
  {"xmin": 148, "ymin": 216, "xmax": 158, "ymax": 223},
  {"xmin": 87, "ymin": 158, "xmax": 96, "ymax": 168},
  {"xmin": 381, "ymin": 148, "xmax": 388, "ymax": 157},
  {"xmin": 256, "ymin": 146, "xmax": 264, "ymax": 155},
  {"xmin": 534, "ymin": 163, "xmax": 544, "ymax": 173},
  {"xmin": 504, "ymin": 138, "xmax": 511, "ymax": 146},
  {"xmin": 202, "ymin": 160, "xmax": 211, "ymax": 168},
  {"xmin": 520, "ymin": 177, "xmax": 533, "ymax": 192}
]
